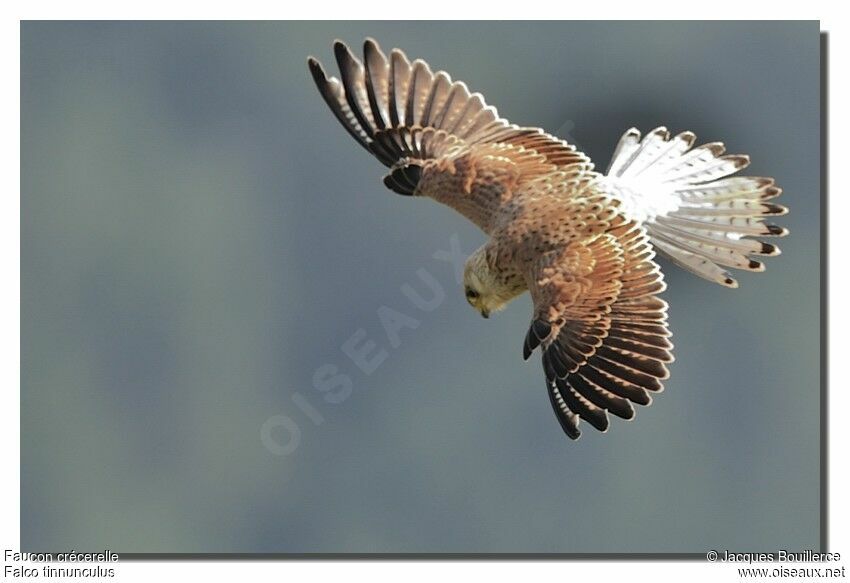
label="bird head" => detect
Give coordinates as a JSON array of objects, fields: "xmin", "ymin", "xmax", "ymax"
[{"xmin": 463, "ymin": 248, "xmax": 516, "ymax": 319}]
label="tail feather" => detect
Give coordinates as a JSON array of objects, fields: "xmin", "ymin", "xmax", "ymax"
[
  {"xmin": 658, "ymin": 214, "xmax": 786, "ymax": 238},
  {"xmin": 651, "ymin": 238, "xmax": 739, "ymax": 288},
  {"xmin": 603, "ymin": 126, "xmax": 788, "ymax": 287},
  {"xmin": 651, "ymin": 227, "xmax": 764, "ymax": 271}
]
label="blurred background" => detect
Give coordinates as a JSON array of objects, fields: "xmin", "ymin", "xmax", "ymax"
[{"xmin": 21, "ymin": 21, "xmax": 820, "ymax": 554}]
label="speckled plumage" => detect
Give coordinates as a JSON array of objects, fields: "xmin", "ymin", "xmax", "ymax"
[{"xmin": 308, "ymin": 39, "xmax": 787, "ymax": 440}]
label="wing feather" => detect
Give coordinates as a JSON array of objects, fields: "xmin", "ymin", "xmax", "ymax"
[
  {"xmin": 526, "ymin": 224, "xmax": 672, "ymax": 439},
  {"xmin": 309, "ymin": 39, "xmax": 591, "ymax": 195}
]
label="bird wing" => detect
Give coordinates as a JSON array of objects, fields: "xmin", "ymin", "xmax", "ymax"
[
  {"xmin": 308, "ymin": 39, "xmax": 591, "ymax": 196},
  {"xmin": 602, "ymin": 126, "xmax": 788, "ymax": 287},
  {"xmin": 523, "ymin": 224, "xmax": 673, "ymax": 439}
]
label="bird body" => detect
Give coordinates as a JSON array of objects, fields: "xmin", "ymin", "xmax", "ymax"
[{"xmin": 308, "ymin": 38, "xmax": 788, "ymax": 439}]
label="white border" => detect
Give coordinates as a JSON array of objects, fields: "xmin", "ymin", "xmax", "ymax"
[{"xmin": 4, "ymin": 6, "xmax": 845, "ymax": 582}]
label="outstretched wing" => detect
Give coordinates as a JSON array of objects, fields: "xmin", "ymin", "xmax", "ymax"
[
  {"xmin": 308, "ymin": 39, "xmax": 591, "ymax": 196},
  {"xmin": 603, "ymin": 126, "xmax": 788, "ymax": 288},
  {"xmin": 524, "ymin": 224, "xmax": 673, "ymax": 439}
]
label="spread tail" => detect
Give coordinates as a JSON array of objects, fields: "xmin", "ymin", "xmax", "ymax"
[{"xmin": 602, "ymin": 126, "xmax": 788, "ymax": 288}]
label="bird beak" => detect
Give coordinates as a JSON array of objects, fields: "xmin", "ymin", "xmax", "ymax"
[{"xmin": 480, "ymin": 309, "xmax": 490, "ymax": 319}]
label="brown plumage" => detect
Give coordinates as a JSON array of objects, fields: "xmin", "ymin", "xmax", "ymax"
[{"xmin": 307, "ymin": 39, "xmax": 787, "ymax": 440}]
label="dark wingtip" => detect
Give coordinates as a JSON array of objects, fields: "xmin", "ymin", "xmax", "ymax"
[
  {"xmin": 523, "ymin": 330, "xmax": 536, "ymax": 360},
  {"xmin": 333, "ymin": 39, "xmax": 355, "ymax": 62},
  {"xmin": 363, "ymin": 37, "xmax": 381, "ymax": 53},
  {"xmin": 404, "ymin": 163, "xmax": 421, "ymax": 186},
  {"xmin": 560, "ymin": 415, "xmax": 581, "ymax": 440},
  {"xmin": 523, "ymin": 319, "xmax": 551, "ymax": 360},
  {"xmin": 383, "ymin": 173, "xmax": 407, "ymax": 196},
  {"xmin": 382, "ymin": 163, "xmax": 421, "ymax": 196},
  {"xmin": 363, "ymin": 38, "xmax": 386, "ymax": 65},
  {"xmin": 545, "ymin": 379, "xmax": 581, "ymax": 440},
  {"xmin": 545, "ymin": 346, "xmax": 569, "ymax": 378},
  {"xmin": 307, "ymin": 57, "xmax": 326, "ymax": 82},
  {"xmin": 532, "ymin": 319, "xmax": 552, "ymax": 339},
  {"xmin": 383, "ymin": 172, "xmax": 414, "ymax": 196}
]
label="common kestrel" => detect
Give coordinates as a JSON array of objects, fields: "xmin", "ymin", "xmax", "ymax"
[{"xmin": 307, "ymin": 39, "xmax": 788, "ymax": 440}]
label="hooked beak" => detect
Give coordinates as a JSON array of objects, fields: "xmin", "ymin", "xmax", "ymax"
[{"xmin": 480, "ymin": 309, "xmax": 490, "ymax": 319}]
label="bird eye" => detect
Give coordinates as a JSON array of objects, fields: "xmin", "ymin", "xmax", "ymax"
[{"xmin": 465, "ymin": 288, "xmax": 480, "ymax": 300}]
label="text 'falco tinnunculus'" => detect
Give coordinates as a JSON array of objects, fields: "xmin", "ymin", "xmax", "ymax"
[{"xmin": 307, "ymin": 39, "xmax": 788, "ymax": 440}]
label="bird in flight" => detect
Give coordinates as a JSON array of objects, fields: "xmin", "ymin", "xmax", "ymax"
[{"xmin": 307, "ymin": 39, "xmax": 788, "ymax": 440}]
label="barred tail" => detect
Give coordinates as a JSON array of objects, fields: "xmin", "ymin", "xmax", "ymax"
[{"xmin": 603, "ymin": 126, "xmax": 788, "ymax": 288}]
